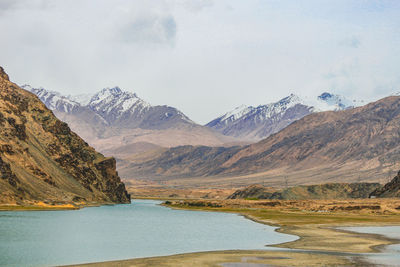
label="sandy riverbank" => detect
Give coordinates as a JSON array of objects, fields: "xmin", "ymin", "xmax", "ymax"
[
  {"xmin": 67, "ymin": 249, "xmax": 361, "ymax": 266},
  {"xmin": 0, "ymin": 201, "xmax": 118, "ymax": 211}
]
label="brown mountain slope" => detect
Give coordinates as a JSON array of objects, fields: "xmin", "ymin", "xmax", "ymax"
[
  {"xmin": 370, "ymin": 170, "xmax": 400, "ymax": 198},
  {"xmin": 0, "ymin": 67, "xmax": 130, "ymax": 205},
  {"xmin": 123, "ymin": 96, "xmax": 400, "ymax": 186}
]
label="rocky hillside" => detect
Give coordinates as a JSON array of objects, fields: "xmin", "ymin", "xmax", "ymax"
[
  {"xmin": 228, "ymin": 183, "xmax": 381, "ymax": 200},
  {"xmin": 370, "ymin": 171, "xmax": 400, "ymax": 198},
  {"xmin": 206, "ymin": 93, "xmax": 364, "ymax": 140},
  {"xmin": 0, "ymin": 67, "xmax": 130, "ymax": 206},
  {"xmin": 123, "ymin": 96, "xmax": 400, "ymax": 185}
]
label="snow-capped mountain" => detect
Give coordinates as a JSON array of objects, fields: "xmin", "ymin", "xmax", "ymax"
[
  {"xmin": 67, "ymin": 93, "xmax": 93, "ymax": 106},
  {"xmin": 85, "ymin": 86, "xmax": 194, "ymax": 128},
  {"xmin": 25, "ymin": 85, "xmax": 195, "ymax": 129},
  {"xmin": 26, "ymin": 85, "xmax": 238, "ymax": 158},
  {"xmin": 206, "ymin": 92, "xmax": 364, "ymax": 140},
  {"xmin": 21, "ymin": 85, "xmax": 81, "ymax": 113}
]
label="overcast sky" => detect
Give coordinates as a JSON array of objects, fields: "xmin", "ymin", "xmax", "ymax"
[{"xmin": 1, "ymin": 0, "xmax": 400, "ymax": 124}]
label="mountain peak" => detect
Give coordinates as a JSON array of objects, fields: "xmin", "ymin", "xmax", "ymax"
[
  {"xmin": 103, "ymin": 86, "xmax": 122, "ymax": 95},
  {"xmin": 318, "ymin": 92, "xmax": 333, "ymax": 100},
  {"xmin": 278, "ymin": 93, "xmax": 302, "ymax": 105}
]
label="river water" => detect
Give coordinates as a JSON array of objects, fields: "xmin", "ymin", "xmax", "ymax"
[
  {"xmin": 0, "ymin": 200, "xmax": 297, "ymax": 267},
  {"xmin": 342, "ymin": 226, "xmax": 400, "ymax": 266}
]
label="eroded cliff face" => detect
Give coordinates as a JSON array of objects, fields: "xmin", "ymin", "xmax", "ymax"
[
  {"xmin": 0, "ymin": 67, "xmax": 130, "ymax": 205},
  {"xmin": 370, "ymin": 171, "xmax": 400, "ymax": 198},
  {"xmin": 228, "ymin": 183, "xmax": 381, "ymax": 200}
]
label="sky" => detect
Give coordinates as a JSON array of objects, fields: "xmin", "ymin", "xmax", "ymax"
[{"xmin": 0, "ymin": 0, "xmax": 400, "ymax": 124}]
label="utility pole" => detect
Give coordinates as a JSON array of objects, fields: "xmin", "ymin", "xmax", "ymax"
[{"xmin": 284, "ymin": 176, "xmax": 289, "ymax": 189}]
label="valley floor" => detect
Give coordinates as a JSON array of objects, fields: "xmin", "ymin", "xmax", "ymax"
[{"xmin": 70, "ymin": 198, "xmax": 400, "ymax": 266}]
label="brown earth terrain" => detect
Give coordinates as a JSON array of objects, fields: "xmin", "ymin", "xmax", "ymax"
[
  {"xmin": 120, "ymin": 96, "xmax": 400, "ymax": 187},
  {"xmin": 370, "ymin": 170, "xmax": 400, "ymax": 198},
  {"xmin": 228, "ymin": 182, "xmax": 381, "ymax": 200},
  {"xmin": 0, "ymin": 67, "xmax": 130, "ymax": 207},
  {"xmin": 126, "ymin": 179, "xmax": 237, "ymax": 200}
]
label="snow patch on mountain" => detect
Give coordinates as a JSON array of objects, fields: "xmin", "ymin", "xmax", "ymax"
[
  {"xmin": 206, "ymin": 92, "xmax": 366, "ymax": 140},
  {"xmin": 301, "ymin": 92, "xmax": 365, "ymax": 112},
  {"xmin": 214, "ymin": 92, "xmax": 364, "ymax": 126},
  {"xmin": 88, "ymin": 87, "xmax": 151, "ymax": 119},
  {"xmin": 22, "ymin": 85, "xmax": 80, "ymax": 113},
  {"xmin": 67, "ymin": 93, "xmax": 93, "ymax": 106}
]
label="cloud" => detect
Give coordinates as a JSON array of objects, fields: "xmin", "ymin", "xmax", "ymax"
[
  {"xmin": 339, "ymin": 36, "xmax": 361, "ymax": 48},
  {"xmin": 174, "ymin": 0, "xmax": 213, "ymax": 13},
  {"xmin": 120, "ymin": 15, "xmax": 176, "ymax": 44},
  {"xmin": 1, "ymin": 0, "xmax": 400, "ymax": 124},
  {"xmin": 0, "ymin": 0, "xmax": 16, "ymax": 10},
  {"xmin": 0, "ymin": 0, "xmax": 53, "ymax": 13}
]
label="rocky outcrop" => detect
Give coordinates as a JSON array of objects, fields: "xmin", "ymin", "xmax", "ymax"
[
  {"xmin": 370, "ymin": 171, "xmax": 400, "ymax": 198},
  {"xmin": 0, "ymin": 67, "xmax": 130, "ymax": 205},
  {"xmin": 227, "ymin": 184, "xmax": 275, "ymax": 199},
  {"xmin": 229, "ymin": 183, "xmax": 381, "ymax": 200}
]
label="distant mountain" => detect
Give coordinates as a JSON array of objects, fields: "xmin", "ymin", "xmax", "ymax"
[
  {"xmin": 124, "ymin": 96, "xmax": 400, "ymax": 185},
  {"xmin": 22, "ymin": 85, "xmax": 81, "ymax": 113},
  {"xmin": 23, "ymin": 85, "xmax": 195, "ymax": 130},
  {"xmin": 206, "ymin": 93, "xmax": 365, "ymax": 140},
  {"xmin": 0, "ymin": 67, "xmax": 130, "ymax": 206},
  {"xmin": 24, "ymin": 85, "xmax": 239, "ymax": 164}
]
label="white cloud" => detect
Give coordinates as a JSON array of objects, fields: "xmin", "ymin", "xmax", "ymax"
[{"xmin": 0, "ymin": 0, "xmax": 399, "ymax": 124}]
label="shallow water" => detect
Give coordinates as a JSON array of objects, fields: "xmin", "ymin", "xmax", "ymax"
[
  {"xmin": 0, "ymin": 200, "xmax": 297, "ymax": 267},
  {"xmin": 342, "ymin": 226, "xmax": 400, "ymax": 266}
]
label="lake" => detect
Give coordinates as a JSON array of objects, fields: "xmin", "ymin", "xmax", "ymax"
[
  {"xmin": 342, "ymin": 226, "xmax": 400, "ymax": 266},
  {"xmin": 0, "ymin": 200, "xmax": 297, "ymax": 267}
]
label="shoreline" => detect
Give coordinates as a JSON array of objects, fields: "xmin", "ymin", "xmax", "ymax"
[
  {"xmin": 3, "ymin": 198, "xmax": 400, "ymax": 266},
  {"xmin": 162, "ymin": 201, "xmax": 400, "ymax": 254},
  {"xmin": 66, "ymin": 199, "xmax": 400, "ymax": 266},
  {"xmin": 66, "ymin": 249, "xmax": 364, "ymax": 267},
  {"xmin": 0, "ymin": 201, "xmax": 126, "ymax": 211}
]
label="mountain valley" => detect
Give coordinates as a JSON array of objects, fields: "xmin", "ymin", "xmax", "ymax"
[{"xmin": 122, "ymin": 96, "xmax": 400, "ymax": 188}]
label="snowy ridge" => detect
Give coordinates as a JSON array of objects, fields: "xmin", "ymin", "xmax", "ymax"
[
  {"xmin": 26, "ymin": 85, "xmax": 195, "ymax": 129},
  {"xmin": 302, "ymin": 92, "xmax": 365, "ymax": 112},
  {"xmin": 211, "ymin": 92, "xmax": 363, "ymax": 127},
  {"xmin": 22, "ymin": 85, "xmax": 80, "ymax": 113},
  {"xmin": 67, "ymin": 93, "xmax": 93, "ymax": 106},
  {"xmin": 206, "ymin": 92, "xmax": 365, "ymax": 140},
  {"xmin": 88, "ymin": 87, "xmax": 151, "ymax": 119},
  {"xmin": 219, "ymin": 105, "xmax": 252, "ymax": 124}
]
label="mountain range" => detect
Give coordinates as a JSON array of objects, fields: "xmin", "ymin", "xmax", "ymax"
[
  {"xmin": 23, "ymin": 85, "xmax": 239, "ymax": 160},
  {"xmin": 26, "ymin": 85, "xmax": 381, "ymax": 186},
  {"xmin": 25, "ymin": 85, "xmax": 365, "ymax": 150},
  {"xmin": 0, "ymin": 67, "xmax": 130, "ymax": 205},
  {"xmin": 206, "ymin": 93, "xmax": 364, "ymax": 140},
  {"xmin": 121, "ymin": 95, "xmax": 400, "ymax": 187}
]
